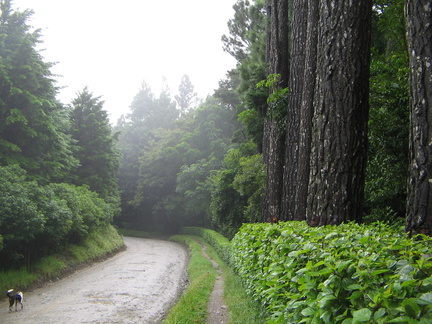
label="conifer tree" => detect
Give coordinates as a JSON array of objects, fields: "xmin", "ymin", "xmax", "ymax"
[
  {"xmin": 405, "ymin": 0, "xmax": 432, "ymax": 236},
  {"xmin": 175, "ymin": 74, "xmax": 197, "ymax": 115},
  {"xmin": 0, "ymin": 0, "xmax": 77, "ymax": 182},
  {"xmin": 69, "ymin": 87, "xmax": 120, "ymax": 201}
]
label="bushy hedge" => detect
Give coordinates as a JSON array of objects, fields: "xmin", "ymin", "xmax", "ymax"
[
  {"xmin": 182, "ymin": 226, "xmax": 232, "ymax": 264},
  {"xmin": 231, "ymin": 221, "xmax": 432, "ymax": 323},
  {"xmin": 0, "ymin": 165, "xmax": 117, "ymax": 269}
]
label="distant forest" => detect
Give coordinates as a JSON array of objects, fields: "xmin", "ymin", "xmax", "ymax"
[{"xmin": 0, "ymin": 0, "xmax": 431, "ymax": 269}]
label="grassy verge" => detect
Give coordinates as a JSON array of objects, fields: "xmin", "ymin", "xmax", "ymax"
[
  {"xmin": 0, "ymin": 224, "xmax": 124, "ymax": 294},
  {"xmin": 117, "ymin": 227, "xmax": 150, "ymax": 238},
  {"xmin": 164, "ymin": 235, "xmax": 217, "ymax": 324},
  {"xmin": 202, "ymin": 240, "xmax": 267, "ymax": 324}
]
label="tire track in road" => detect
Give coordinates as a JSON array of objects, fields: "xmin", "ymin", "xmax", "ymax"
[{"xmin": 1, "ymin": 237, "xmax": 188, "ymax": 324}]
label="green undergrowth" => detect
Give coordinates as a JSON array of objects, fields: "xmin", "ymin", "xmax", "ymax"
[
  {"xmin": 117, "ymin": 227, "xmax": 150, "ymax": 238},
  {"xmin": 232, "ymin": 221, "xmax": 432, "ymax": 323},
  {"xmin": 164, "ymin": 235, "xmax": 217, "ymax": 324},
  {"xmin": 0, "ymin": 224, "xmax": 123, "ymax": 295}
]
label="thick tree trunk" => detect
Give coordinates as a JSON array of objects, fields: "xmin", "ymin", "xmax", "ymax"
[
  {"xmin": 306, "ymin": 0, "xmax": 372, "ymax": 226},
  {"xmin": 405, "ymin": 0, "xmax": 432, "ymax": 236},
  {"xmin": 262, "ymin": 119, "xmax": 285, "ymax": 222},
  {"xmin": 293, "ymin": 0, "xmax": 319, "ymax": 220},
  {"xmin": 261, "ymin": 0, "xmax": 289, "ymax": 222},
  {"xmin": 281, "ymin": 0, "xmax": 308, "ymax": 221}
]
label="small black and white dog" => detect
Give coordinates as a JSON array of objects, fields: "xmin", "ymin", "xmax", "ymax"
[{"xmin": 6, "ymin": 289, "xmax": 24, "ymax": 312}]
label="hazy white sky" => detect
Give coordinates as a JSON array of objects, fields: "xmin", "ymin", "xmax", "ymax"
[{"xmin": 12, "ymin": 0, "xmax": 237, "ymax": 123}]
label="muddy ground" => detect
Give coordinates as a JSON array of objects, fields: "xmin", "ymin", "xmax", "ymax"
[{"xmin": 1, "ymin": 237, "xmax": 189, "ymax": 323}]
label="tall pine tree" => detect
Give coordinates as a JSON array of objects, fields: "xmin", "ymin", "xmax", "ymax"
[
  {"xmin": 405, "ymin": 0, "xmax": 432, "ymax": 236},
  {"xmin": 306, "ymin": 0, "xmax": 372, "ymax": 225},
  {"xmin": 0, "ymin": 0, "xmax": 77, "ymax": 182},
  {"xmin": 69, "ymin": 87, "xmax": 120, "ymax": 202}
]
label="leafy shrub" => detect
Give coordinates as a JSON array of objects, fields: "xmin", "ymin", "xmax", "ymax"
[
  {"xmin": 0, "ymin": 165, "xmax": 118, "ymax": 269},
  {"xmin": 231, "ymin": 221, "xmax": 432, "ymax": 323}
]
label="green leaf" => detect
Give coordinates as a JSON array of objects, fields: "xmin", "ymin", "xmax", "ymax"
[
  {"xmin": 320, "ymin": 310, "xmax": 332, "ymax": 323},
  {"xmin": 416, "ymin": 292, "xmax": 432, "ymax": 306},
  {"xmin": 347, "ymin": 284, "xmax": 363, "ymax": 290},
  {"xmin": 388, "ymin": 316, "xmax": 419, "ymax": 323},
  {"xmin": 301, "ymin": 307, "xmax": 316, "ymax": 317},
  {"xmin": 348, "ymin": 291, "xmax": 363, "ymax": 302},
  {"xmin": 352, "ymin": 308, "xmax": 372, "ymax": 323},
  {"xmin": 373, "ymin": 308, "xmax": 386, "ymax": 321},
  {"xmin": 402, "ymin": 298, "xmax": 421, "ymax": 319},
  {"xmin": 325, "ymin": 232, "xmax": 339, "ymax": 240},
  {"xmin": 371, "ymin": 269, "xmax": 390, "ymax": 276},
  {"xmin": 337, "ymin": 260, "xmax": 352, "ymax": 272}
]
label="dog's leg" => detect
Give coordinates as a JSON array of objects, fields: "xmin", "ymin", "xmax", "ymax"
[{"xmin": 19, "ymin": 292, "xmax": 24, "ymax": 310}]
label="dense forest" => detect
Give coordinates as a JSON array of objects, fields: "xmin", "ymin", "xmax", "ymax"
[
  {"xmin": 0, "ymin": 0, "xmax": 120, "ymax": 269},
  {"xmin": 1, "ymin": 0, "xmax": 431, "ymax": 272},
  {"xmin": 115, "ymin": 0, "xmax": 430, "ymax": 238}
]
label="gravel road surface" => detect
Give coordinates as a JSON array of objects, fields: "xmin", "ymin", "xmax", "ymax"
[{"xmin": 1, "ymin": 237, "xmax": 188, "ymax": 323}]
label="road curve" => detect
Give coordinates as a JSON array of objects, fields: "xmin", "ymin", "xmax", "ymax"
[{"xmin": 1, "ymin": 237, "xmax": 188, "ymax": 323}]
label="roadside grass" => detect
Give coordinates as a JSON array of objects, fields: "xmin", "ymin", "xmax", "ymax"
[
  {"xmin": 0, "ymin": 268, "xmax": 37, "ymax": 294},
  {"xmin": 165, "ymin": 234, "xmax": 266, "ymax": 324},
  {"xmin": 0, "ymin": 224, "xmax": 124, "ymax": 294},
  {"xmin": 203, "ymin": 240, "xmax": 267, "ymax": 324},
  {"xmin": 164, "ymin": 235, "xmax": 217, "ymax": 324},
  {"xmin": 117, "ymin": 227, "xmax": 149, "ymax": 238}
]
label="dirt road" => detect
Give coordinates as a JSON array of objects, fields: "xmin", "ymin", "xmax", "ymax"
[{"xmin": 1, "ymin": 237, "xmax": 188, "ymax": 323}]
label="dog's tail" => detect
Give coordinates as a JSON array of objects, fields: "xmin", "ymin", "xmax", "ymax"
[{"xmin": 18, "ymin": 292, "xmax": 23, "ymax": 302}]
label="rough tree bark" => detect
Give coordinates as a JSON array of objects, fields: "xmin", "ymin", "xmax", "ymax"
[
  {"xmin": 405, "ymin": 0, "xmax": 432, "ymax": 236},
  {"xmin": 306, "ymin": 0, "xmax": 372, "ymax": 226},
  {"xmin": 293, "ymin": 0, "xmax": 319, "ymax": 220},
  {"xmin": 281, "ymin": 0, "xmax": 308, "ymax": 221},
  {"xmin": 261, "ymin": 0, "xmax": 289, "ymax": 222}
]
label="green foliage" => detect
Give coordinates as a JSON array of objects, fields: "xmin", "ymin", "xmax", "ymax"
[
  {"xmin": 115, "ymin": 82, "xmax": 180, "ymax": 229},
  {"xmin": 118, "ymin": 93, "xmax": 241, "ymax": 232},
  {"xmin": 237, "ymin": 62, "xmax": 267, "ymax": 151},
  {"xmin": 0, "ymin": 1, "xmax": 78, "ymax": 182},
  {"xmin": 256, "ymin": 73, "xmax": 289, "ymax": 134},
  {"xmin": 175, "ymin": 74, "xmax": 198, "ymax": 114},
  {"xmin": 256, "ymin": 74, "xmax": 289, "ymax": 104},
  {"xmin": 365, "ymin": 52, "xmax": 409, "ymax": 222},
  {"xmin": 221, "ymin": 0, "xmax": 267, "ymax": 152},
  {"xmin": 0, "ymin": 267, "xmax": 37, "ymax": 295},
  {"xmin": 365, "ymin": 0, "xmax": 409, "ymax": 223},
  {"xmin": 182, "ymin": 227, "xmax": 232, "ymax": 265},
  {"xmin": 116, "ymin": 228, "xmax": 149, "ymax": 238},
  {"xmin": 0, "ymin": 165, "xmax": 117, "ymax": 270},
  {"xmin": 221, "ymin": 0, "xmax": 267, "ymax": 64},
  {"xmin": 0, "ymin": 164, "xmax": 47, "ymax": 265},
  {"xmin": 209, "ymin": 142, "xmax": 263, "ymax": 238},
  {"xmin": 176, "ymin": 158, "xmax": 215, "ymax": 226},
  {"xmin": 231, "ymin": 222, "xmax": 432, "ymax": 323},
  {"xmin": 69, "ymin": 87, "xmax": 121, "ymax": 203}
]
